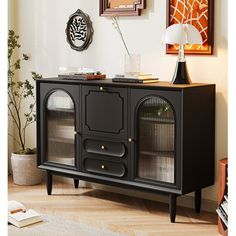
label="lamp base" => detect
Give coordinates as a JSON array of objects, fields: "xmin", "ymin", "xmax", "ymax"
[{"xmin": 171, "ymin": 61, "xmax": 191, "ymax": 84}]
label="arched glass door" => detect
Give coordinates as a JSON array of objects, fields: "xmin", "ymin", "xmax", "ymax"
[
  {"xmin": 137, "ymin": 96, "xmax": 175, "ymax": 184},
  {"xmin": 46, "ymin": 90, "xmax": 75, "ymax": 166}
]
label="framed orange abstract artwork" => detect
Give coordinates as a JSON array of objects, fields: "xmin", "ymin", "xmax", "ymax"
[{"xmin": 167, "ymin": 0, "xmax": 214, "ymax": 55}]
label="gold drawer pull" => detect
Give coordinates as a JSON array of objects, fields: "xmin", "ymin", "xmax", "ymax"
[
  {"xmin": 101, "ymin": 145, "xmax": 106, "ymax": 150},
  {"xmin": 128, "ymin": 138, "xmax": 132, "ymax": 143},
  {"xmin": 101, "ymin": 165, "xmax": 105, "ymax": 169}
]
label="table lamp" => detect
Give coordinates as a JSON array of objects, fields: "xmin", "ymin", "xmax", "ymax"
[{"xmin": 162, "ymin": 24, "xmax": 203, "ymax": 84}]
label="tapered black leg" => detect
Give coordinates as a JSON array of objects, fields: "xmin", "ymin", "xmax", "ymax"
[
  {"xmin": 74, "ymin": 179, "xmax": 79, "ymax": 189},
  {"xmin": 169, "ymin": 194, "xmax": 177, "ymax": 223},
  {"xmin": 46, "ymin": 172, "xmax": 52, "ymax": 195},
  {"xmin": 195, "ymin": 189, "xmax": 201, "ymax": 213}
]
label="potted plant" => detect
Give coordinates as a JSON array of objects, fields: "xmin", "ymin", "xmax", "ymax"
[{"xmin": 8, "ymin": 30, "xmax": 42, "ymax": 185}]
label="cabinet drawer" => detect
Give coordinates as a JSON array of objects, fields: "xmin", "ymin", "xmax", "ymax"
[
  {"xmin": 82, "ymin": 85, "xmax": 127, "ymax": 139},
  {"xmin": 84, "ymin": 139, "xmax": 126, "ymax": 158},
  {"xmin": 84, "ymin": 158, "xmax": 126, "ymax": 177}
]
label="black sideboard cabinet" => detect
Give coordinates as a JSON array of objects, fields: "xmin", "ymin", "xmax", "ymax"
[{"xmin": 36, "ymin": 78, "xmax": 215, "ymax": 222}]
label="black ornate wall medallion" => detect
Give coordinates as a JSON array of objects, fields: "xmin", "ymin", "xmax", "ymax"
[{"xmin": 66, "ymin": 9, "xmax": 94, "ymax": 51}]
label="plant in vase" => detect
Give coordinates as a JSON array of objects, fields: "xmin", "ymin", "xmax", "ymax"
[
  {"xmin": 8, "ymin": 30, "xmax": 42, "ymax": 185},
  {"xmin": 152, "ymin": 105, "xmax": 171, "ymax": 118}
]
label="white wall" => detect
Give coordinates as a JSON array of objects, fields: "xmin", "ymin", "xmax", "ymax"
[
  {"xmin": 9, "ymin": 0, "xmax": 228, "ymax": 202},
  {"xmin": 8, "ymin": 0, "xmax": 18, "ymax": 171}
]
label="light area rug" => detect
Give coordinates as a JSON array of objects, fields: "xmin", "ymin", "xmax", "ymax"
[{"xmin": 8, "ymin": 215, "xmax": 126, "ymax": 236}]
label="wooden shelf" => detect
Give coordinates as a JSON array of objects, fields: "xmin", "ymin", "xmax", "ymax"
[
  {"xmin": 48, "ymin": 137, "xmax": 74, "ymax": 144},
  {"xmin": 140, "ymin": 151, "xmax": 174, "ymax": 157},
  {"xmin": 139, "ymin": 116, "xmax": 174, "ymax": 124},
  {"xmin": 47, "ymin": 107, "xmax": 74, "ymax": 113},
  {"xmin": 48, "ymin": 156, "xmax": 75, "ymax": 166},
  {"xmin": 217, "ymin": 158, "xmax": 228, "ymax": 236}
]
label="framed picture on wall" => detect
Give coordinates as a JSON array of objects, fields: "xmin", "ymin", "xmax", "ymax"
[
  {"xmin": 100, "ymin": 0, "xmax": 146, "ymax": 16},
  {"xmin": 167, "ymin": 0, "xmax": 214, "ymax": 55}
]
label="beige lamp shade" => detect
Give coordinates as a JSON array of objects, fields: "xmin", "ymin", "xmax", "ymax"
[{"xmin": 162, "ymin": 23, "xmax": 203, "ymax": 45}]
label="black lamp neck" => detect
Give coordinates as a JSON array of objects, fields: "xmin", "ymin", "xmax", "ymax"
[{"xmin": 171, "ymin": 61, "xmax": 191, "ymax": 84}]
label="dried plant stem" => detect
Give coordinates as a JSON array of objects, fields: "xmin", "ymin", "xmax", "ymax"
[
  {"xmin": 112, "ymin": 16, "xmax": 130, "ymax": 55},
  {"xmin": 8, "ymin": 133, "xmax": 21, "ymax": 146}
]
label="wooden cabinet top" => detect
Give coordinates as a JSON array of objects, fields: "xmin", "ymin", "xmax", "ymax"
[{"xmin": 37, "ymin": 78, "xmax": 215, "ymax": 91}]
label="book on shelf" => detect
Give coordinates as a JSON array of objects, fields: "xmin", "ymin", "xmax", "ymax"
[
  {"xmin": 48, "ymin": 120, "xmax": 74, "ymax": 140},
  {"xmin": 220, "ymin": 200, "xmax": 228, "ymax": 215},
  {"xmin": 139, "ymin": 153, "xmax": 174, "ymax": 183},
  {"xmin": 49, "ymin": 156, "xmax": 75, "ymax": 165},
  {"xmin": 8, "ymin": 201, "xmax": 42, "ymax": 228},
  {"xmin": 216, "ymin": 207, "xmax": 228, "ymax": 228},
  {"xmin": 224, "ymin": 194, "xmax": 228, "ymax": 202},
  {"xmin": 58, "ymin": 73, "xmax": 106, "ymax": 80}
]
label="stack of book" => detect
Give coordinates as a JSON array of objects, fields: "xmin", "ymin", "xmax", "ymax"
[
  {"xmin": 216, "ymin": 194, "xmax": 228, "ymax": 228},
  {"xmin": 216, "ymin": 166, "xmax": 228, "ymax": 229},
  {"xmin": 8, "ymin": 200, "xmax": 42, "ymax": 228},
  {"xmin": 112, "ymin": 74, "xmax": 159, "ymax": 84},
  {"xmin": 58, "ymin": 73, "xmax": 106, "ymax": 80}
]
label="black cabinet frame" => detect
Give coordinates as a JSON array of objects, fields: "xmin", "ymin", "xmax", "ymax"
[{"xmin": 37, "ymin": 79, "xmax": 215, "ymax": 223}]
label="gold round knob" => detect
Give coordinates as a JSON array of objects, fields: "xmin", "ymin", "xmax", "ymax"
[
  {"xmin": 100, "ymin": 87, "xmax": 103, "ymax": 91},
  {"xmin": 101, "ymin": 165, "xmax": 105, "ymax": 169},
  {"xmin": 128, "ymin": 138, "xmax": 132, "ymax": 143},
  {"xmin": 101, "ymin": 145, "xmax": 105, "ymax": 150}
]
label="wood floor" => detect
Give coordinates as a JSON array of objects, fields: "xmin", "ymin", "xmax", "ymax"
[{"xmin": 8, "ymin": 178, "xmax": 220, "ymax": 236}]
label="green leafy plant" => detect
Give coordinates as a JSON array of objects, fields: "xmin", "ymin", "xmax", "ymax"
[
  {"xmin": 8, "ymin": 30, "xmax": 42, "ymax": 154},
  {"xmin": 154, "ymin": 105, "xmax": 170, "ymax": 117},
  {"xmin": 145, "ymin": 104, "xmax": 171, "ymax": 118}
]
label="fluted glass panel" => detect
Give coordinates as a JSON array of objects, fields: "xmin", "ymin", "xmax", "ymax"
[
  {"xmin": 46, "ymin": 90, "xmax": 75, "ymax": 166},
  {"xmin": 137, "ymin": 97, "xmax": 175, "ymax": 183}
]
